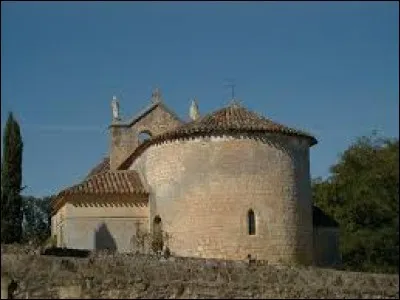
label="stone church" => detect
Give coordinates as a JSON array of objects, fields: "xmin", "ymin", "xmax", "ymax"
[{"xmin": 51, "ymin": 88, "xmax": 340, "ymax": 266}]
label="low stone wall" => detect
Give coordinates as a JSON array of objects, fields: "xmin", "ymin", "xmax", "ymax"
[{"xmin": 1, "ymin": 244, "xmax": 398, "ymax": 299}]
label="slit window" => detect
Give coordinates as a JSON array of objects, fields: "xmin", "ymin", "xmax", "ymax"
[{"xmin": 248, "ymin": 209, "xmax": 256, "ymax": 235}]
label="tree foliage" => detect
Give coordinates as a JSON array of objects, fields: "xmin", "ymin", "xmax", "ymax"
[
  {"xmin": 313, "ymin": 133, "xmax": 399, "ymax": 273},
  {"xmin": 21, "ymin": 196, "xmax": 51, "ymax": 244},
  {"xmin": 1, "ymin": 112, "xmax": 24, "ymax": 243}
]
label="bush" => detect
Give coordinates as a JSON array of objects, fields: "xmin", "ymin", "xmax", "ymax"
[
  {"xmin": 151, "ymin": 233, "xmax": 164, "ymax": 253},
  {"xmin": 43, "ymin": 235, "xmax": 57, "ymax": 248}
]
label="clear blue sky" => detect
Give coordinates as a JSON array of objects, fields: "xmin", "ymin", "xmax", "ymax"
[{"xmin": 1, "ymin": 2, "xmax": 399, "ymax": 198}]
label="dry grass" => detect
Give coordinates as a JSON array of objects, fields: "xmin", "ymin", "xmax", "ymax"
[{"xmin": 1, "ymin": 244, "xmax": 398, "ymax": 299}]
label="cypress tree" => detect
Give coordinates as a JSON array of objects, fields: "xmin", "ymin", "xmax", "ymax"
[{"xmin": 1, "ymin": 112, "xmax": 24, "ymax": 243}]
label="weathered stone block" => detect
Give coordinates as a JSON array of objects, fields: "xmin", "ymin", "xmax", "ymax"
[{"xmin": 58, "ymin": 285, "xmax": 82, "ymax": 299}]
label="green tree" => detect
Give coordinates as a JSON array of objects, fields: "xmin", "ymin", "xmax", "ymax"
[
  {"xmin": 313, "ymin": 133, "xmax": 399, "ymax": 273},
  {"xmin": 1, "ymin": 112, "xmax": 24, "ymax": 243},
  {"xmin": 21, "ymin": 196, "xmax": 51, "ymax": 244}
]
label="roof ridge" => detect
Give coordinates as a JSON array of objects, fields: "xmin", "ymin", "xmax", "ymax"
[
  {"xmin": 85, "ymin": 157, "xmax": 110, "ymax": 178},
  {"xmin": 110, "ymin": 100, "xmax": 184, "ymax": 128},
  {"xmin": 85, "ymin": 169, "xmax": 138, "ymax": 182}
]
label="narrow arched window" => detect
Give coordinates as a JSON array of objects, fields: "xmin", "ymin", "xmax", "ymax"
[
  {"xmin": 152, "ymin": 215, "xmax": 163, "ymax": 252},
  {"xmin": 248, "ymin": 209, "xmax": 256, "ymax": 235}
]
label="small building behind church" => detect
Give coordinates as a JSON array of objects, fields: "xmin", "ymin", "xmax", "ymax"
[{"xmin": 51, "ymin": 88, "xmax": 340, "ymax": 266}]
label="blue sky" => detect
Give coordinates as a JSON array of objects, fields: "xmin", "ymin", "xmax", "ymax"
[{"xmin": 1, "ymin": 2, "xmax": 399, "ymax": 198}]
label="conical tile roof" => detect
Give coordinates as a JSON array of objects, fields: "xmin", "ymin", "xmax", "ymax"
[
  {"xmin": 156, "ymin": 103, "xmax": 317, "ymax": 144},
  {"xmin": 118, "ymin": 103, "xmax": 317, "ymax": 170}
]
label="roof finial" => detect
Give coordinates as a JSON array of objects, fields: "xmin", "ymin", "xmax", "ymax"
[
  {"xmin": 151, "ymin": 87, "xmax": 162, "ymax": 103},
  {"xmin": 111, "ymin": 95, "xmax": 120, "ymax": 121},
  {"xmin": 189, "ymin": 97, "xmax": 200, "ymax": 121}
]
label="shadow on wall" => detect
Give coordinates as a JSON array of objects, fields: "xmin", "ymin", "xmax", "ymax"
[{"xmin": 94, "ymin": 223, "xmax": 117, "ymax": 251}]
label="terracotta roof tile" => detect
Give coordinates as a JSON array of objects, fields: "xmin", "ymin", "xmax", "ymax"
[
  {"xmin": 58, "ymin": 170, "xmax": 147, "ymax": 196},
  {"xmin": 118, "ymin": 103, "xmax": 317, "ymax": 170},
  {"xmin": 156, "ymin": 103, "xmax": 317, "ymax": 144}
]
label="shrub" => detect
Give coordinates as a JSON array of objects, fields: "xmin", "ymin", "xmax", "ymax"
[
  {"xmin": 43, "ymin": 235, "xmax": 57, "ymax": 248},
  {"xmin": 151, "ymin": 233, "xmax": 164, "ymax": 253}
]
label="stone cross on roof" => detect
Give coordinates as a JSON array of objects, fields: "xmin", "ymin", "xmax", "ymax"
[{"xmin": 151, "ymin": 87, "xmax": 162, "ymax": 103}]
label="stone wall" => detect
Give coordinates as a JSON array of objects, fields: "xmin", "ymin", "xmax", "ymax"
[
  {"xmin": 2, "ymin": 246, "xmax": 398, "ymax": 299},
  {"xmin": 52, "ymin": 205, "xmax": 68, "ymax": 247},
  {"xmin": 109, "ymin": 104, "xmax": 182, "ymax": 170},
  {"xmin": 130, "ymin": 133, "xmax": 314, "ymax": 264},
  {"xmin": 313, "ymin": 226, "xmax": 341, "ymax": 267},
  {"xmin": 51, "ymin": 195, "xmax": 149, "ymax": 252}
]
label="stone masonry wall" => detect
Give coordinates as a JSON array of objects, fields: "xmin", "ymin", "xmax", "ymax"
[
  {"xmin": 109, "ymin": 104, "xmax": 182, "ymax": 170},
  {"xmin": 52, "ymin": 195, "xmax": 149, "ymax": 253},
  {"xmin": 2, "ymin": 247, "xmax": 399, "ymax": 299},
  {"xmin": 130, "ymin": 133, "xmax": 314, "ymax": 264},
  {"xmin": 52, "ymin": 206, "xmax": 68, "ymax": 247},
  {"xmin": 313, "ymin": 226, "xmax": 341, "ymax": 267}
]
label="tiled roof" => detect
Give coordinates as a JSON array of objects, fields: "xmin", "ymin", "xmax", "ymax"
[
  {"xmin": 117, "ymin": 103, "xmax": 317, "ymax": 170},
  {"xmin": 155, "ymin": 103, "xmax": 317, "ymax": 144},
  {"xmin": 86, "ymin": 157, "xmax": 110, "ymax": 178},
  {"xmin": 58, "ymin": 170, "xmax": 147, "ymax": 196}
]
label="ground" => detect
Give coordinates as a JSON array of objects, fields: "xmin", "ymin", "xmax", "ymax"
[{"xmin": 1, "ymin": 244, "xmax": 398, "ymax": 299}]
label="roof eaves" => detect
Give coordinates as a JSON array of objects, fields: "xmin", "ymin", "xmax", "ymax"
[{"xmin": 116, "ymin": 126, "xmax": 317, "ymax": 170}]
